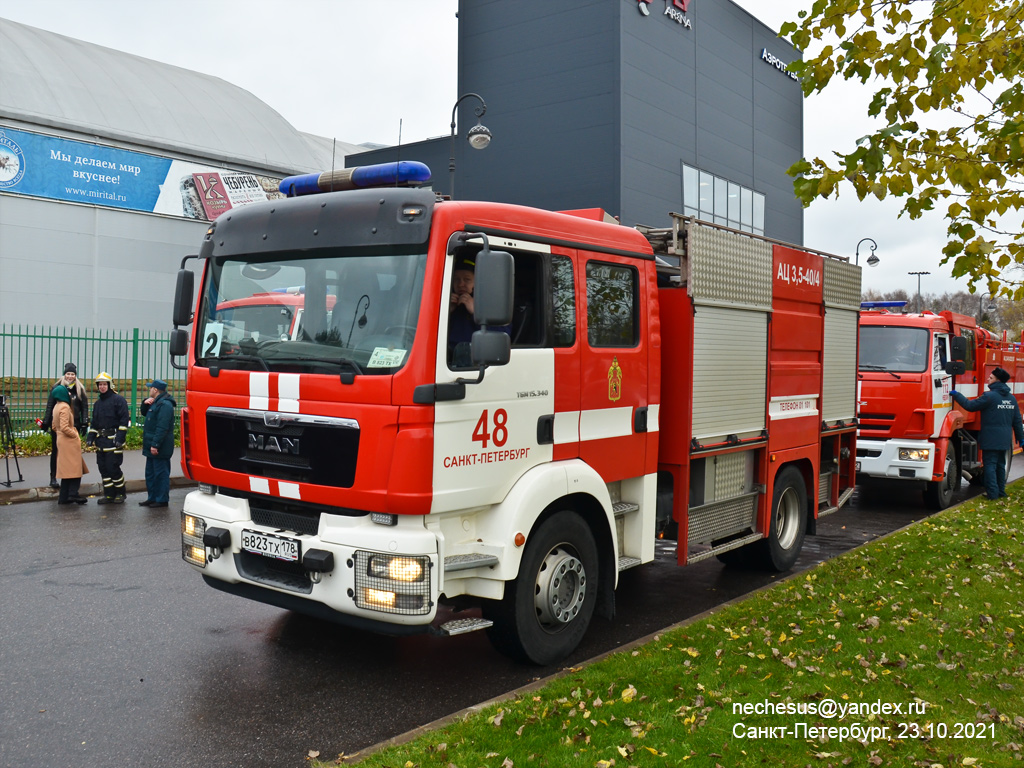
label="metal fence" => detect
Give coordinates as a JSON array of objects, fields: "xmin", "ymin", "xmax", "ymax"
[{"xmin": 0, "ymin": 324, "xmax": 185, "ymax": 431}]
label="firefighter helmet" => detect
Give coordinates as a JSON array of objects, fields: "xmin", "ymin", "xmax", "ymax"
[{"xmin": 94, "ymin": 372, "xmax": 115, "ymax": 390}]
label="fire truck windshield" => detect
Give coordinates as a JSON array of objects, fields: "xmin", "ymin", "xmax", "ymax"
[
  {"xmin": 859, "ymin": 326, "xmax": 930, "ymax": 373},
  {"xmin": 195, "ymin": 247, "xmax": 427, "ymax": 375}
]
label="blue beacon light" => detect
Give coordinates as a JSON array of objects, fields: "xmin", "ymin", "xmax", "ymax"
[
  {"xmin": 279, "ymin": 161, "xmax": 431, "ymax": 197},
  {"xmin": 860, "ymin": 301, "xmax": 909, "ymax": 309}
]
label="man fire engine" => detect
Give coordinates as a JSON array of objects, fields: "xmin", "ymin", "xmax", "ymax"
[
  {"xmin": 857, "ymin": 303, "xmax": 1023, "ymax": 509},
  {"xmin": 170, "ymin": 161, "xmax": 859, "ymax": 664}
]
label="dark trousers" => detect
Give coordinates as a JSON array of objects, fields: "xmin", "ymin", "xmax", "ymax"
[
  {"xmin": 982, "ymin": 449, "xmax": 1008, "ymax": 500},
  {"xmin": 145, "ymin": 455, "xmax": 171, "ymax": 503},
  {"xmin": 49, "ymin": 431, "xmax": 59, "ymax": 479},
  {"xmin": 58, "ymin": 477, "xmax": 81, "ymax": 503},
  {"xmin": 95, "ymin": 440, "xmax": 126, "ymax": 499}
]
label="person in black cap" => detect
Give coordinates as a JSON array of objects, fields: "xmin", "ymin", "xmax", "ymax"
[
  {"xmin": 50, "ymin": 385, "xmax": 89, "ymax": 505},
  {"xmin": 139, "ymin": 379, "xmax": 176, "ymax": 508},
  {"xmin": 951, "ymin": 366, "xmax": 1024, "ymax": 500},
  {"xmin": 40, "ymin": 362, "xmax": 89, "ymax": 489},
  {"xmin": 447, "ymin": 253, "xmax": 511, "ymax": 367}
]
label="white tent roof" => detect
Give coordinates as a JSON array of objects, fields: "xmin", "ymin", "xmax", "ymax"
[{"xmin": 0, "ymin": 17, "xmax": 329, "ymax": 174}]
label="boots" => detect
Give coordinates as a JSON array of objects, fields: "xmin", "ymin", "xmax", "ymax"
[{"xmin": 49, "ymin": 476, "xmax": 59, "ymax": 489}]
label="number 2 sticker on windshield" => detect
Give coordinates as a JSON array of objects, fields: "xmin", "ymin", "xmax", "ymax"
[{"xmin": 203, "ymin": 322, "xmax": 224, "ymax": 357}]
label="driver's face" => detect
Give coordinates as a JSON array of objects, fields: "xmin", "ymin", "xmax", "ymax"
[{"xmin": 452, "ymin": 269, "xmax": 474, "ymax": 295}]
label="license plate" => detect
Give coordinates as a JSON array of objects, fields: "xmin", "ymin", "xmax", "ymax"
[
  {"xmin": 241, "ymin": 529, "xmax": 300, "ymax": 562},
  {"xmin": 855, "ymin": 461, "xmax": 861, "ymax": 472}
]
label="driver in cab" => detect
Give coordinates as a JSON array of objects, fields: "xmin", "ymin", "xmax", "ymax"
[{"xmin": 447, "ymin": 254, "xmax": 510, "ymax": 367}]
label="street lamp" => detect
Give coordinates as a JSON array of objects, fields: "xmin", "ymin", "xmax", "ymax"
[
  {"xmin": 978, "ymin": 292, "xmax": 997, "ymax": 324},
  {"xmin": 855, "ymin": 237, "xmax": 880, "ymax": 267},
  {"xmin": 908, "ymin": 271, "xmax": 930, "ymax": 313},
  {"xmin": 449, "ymin": 93, "xmax": 491, "ymax": 200}
]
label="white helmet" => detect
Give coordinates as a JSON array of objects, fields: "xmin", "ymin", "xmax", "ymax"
[{"xmin": 95, "ymin": 372, "xmax": 115, "ymax": 390}]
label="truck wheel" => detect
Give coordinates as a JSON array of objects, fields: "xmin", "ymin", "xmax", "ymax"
[
  {"xmin": 757, "ymin": 466, "xmax": 807, "ymax": 572},
  {"xmin": 483, "ymin": 511, "xmax": 598, "ymax": 665},
  {"xmin": 924, "ymin": 449, "xmax": 958, "ymax": 510}
]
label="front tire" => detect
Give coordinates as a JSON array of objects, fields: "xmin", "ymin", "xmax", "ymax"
[
  {"xmin": 483, "ymin": 511, "xmax": 598, "ymax": 665},
  {"xmin": 757, "ymin": 466, "xmax": 807, "ymax": 572},
  {"xmin": 924, "ymin": 447, "xmax": 958, "ymax": 510}
]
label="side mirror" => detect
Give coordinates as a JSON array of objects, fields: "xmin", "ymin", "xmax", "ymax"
[
  {"xmin": 471, "ymin": 329, "xmax": 511, "ymax": 367},
  {"xmin": 950, "ymin": 335, "xmax": 967, "ymax": 362},
  {"xmin": 944, "ymin": 361, "xmax": 966, "ymax": 376},
  {"xmin": 173, "ymin": 269, "xmax": 195, "ymax": 327},
  {"xmin": 169, "ymin": 328, "xmax": 190, "ymax": 357},
  {"xmin": 473, "ymin": 247, "xmax": 514, "ymax": 327}
]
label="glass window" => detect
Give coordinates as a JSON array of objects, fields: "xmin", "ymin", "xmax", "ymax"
[
  {"xmin": 698, "ymin": 172, "xmax": 713, "ymax": 218},
  {"xmin": 933, "ymin": 334, "xmax": 948, "ymax": 372},
  {"xmin": 714, "ymin": 177, "xmax": 728, "ymax": 225},
  {"xmin": 551, "ymin": 255, "xmax": 576, "ymax": 347},
  {"xmin": 741, "ymin": 188, "xmax": 753, "ymax": 229},
  {"xmin": 728, "ymin": 182, "xmax": 741, "ymax": 227},
  {"xmin": 752, "ymin": 192, "xmax": 765, "ymax": 234},
  {"xmin": 586, "ymin": 261, "xmax": 638, "ymax": 348},
  {"xmin": 683, "ymin": 164, "xmax": 699, "ymax": 209},
  {"xmin": 859, "ymin": 326, "xmax": 930, "ymax": 373}
]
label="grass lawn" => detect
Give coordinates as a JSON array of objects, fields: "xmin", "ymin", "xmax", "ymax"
[{"xmin": 314, "ymin": 486, "xmax": 1023, "ymax": 768}]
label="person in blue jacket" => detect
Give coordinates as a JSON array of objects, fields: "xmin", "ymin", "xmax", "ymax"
[
  {"xmin": 139, "ymin": 379, "xmax": 176, "ymax": 508},
  {"xmin": 951, "ymin": 367, "xmax": 1024, "ymax": 500}
]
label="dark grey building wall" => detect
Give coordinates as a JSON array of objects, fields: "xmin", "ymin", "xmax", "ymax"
[{"xmin": 350, "ymin": 0, "xmax": 803, "ymax": 242}]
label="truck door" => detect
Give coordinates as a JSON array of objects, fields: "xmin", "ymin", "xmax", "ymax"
[
  {"xmin": 932, "ymin": 333, "xmax": 952, "ymax": 435},
  {"xmin": 578, "ymin": 257, "xmax": 650, "ymax": 481}
]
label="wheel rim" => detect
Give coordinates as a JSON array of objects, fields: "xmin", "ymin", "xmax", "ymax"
[
  {"xmin": 534, "ymin": 544, "xmax": 587, "ymax": 628},
  {"xmin": 774, "ymin": 487, "xmax": 801, "ymax": 550}
]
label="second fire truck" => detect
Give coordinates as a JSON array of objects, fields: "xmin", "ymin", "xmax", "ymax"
[
  {"xmin": 857, "ymin": 303, "xmax": 1024, "ymax": 509},
  {"xmin": 170, "ymin": 162, "xmax": 860, "ymax": 664}
]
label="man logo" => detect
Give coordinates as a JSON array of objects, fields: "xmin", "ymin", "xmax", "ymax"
[{"xmin": 248, "ymin": 433, "xmax": 300, "ymax": 455}]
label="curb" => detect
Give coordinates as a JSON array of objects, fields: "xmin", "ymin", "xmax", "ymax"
[{"xmin": 0, "ymin": 477, "xmax": 195, "ymax": 505}]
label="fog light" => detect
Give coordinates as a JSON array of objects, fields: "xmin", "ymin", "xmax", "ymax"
[
  {"xmin": 364, "ymin": 587, "xmax": 396, "ymax": 609},
  {"xmin": 899, "ymin": 448, "xmax": 930, "ymax": 462},
  {"xmin": 198, "ymin": 483, "xmax": 217, "ymax": 495}
]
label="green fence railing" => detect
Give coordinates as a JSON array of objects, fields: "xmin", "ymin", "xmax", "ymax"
[{"xmin": 0, "ymin": 324, "xmax": 185, "ymax": 432}]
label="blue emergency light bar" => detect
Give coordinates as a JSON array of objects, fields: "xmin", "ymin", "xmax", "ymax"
[
  {"xmin": 279, "ymin": 161, "xmax": 432, "ymax": 197},
  {"xmin": 860, "ymin": 301, "xmax": 908, "ymax": 309}
]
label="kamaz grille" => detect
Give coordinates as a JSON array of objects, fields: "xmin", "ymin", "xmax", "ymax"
[{"xmin": 206, "ymin": 408, "xmax": 359, "ymax": 488}]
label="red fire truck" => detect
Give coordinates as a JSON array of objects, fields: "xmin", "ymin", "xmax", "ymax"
[
  {"xmin": 170, "ymin": 161, "xmax": 860, "ymax": 664},
  {"xmin": 857, "ymin": 303, "xmax": 1024, "ymax": 509},
  {"xmin": 214, "ymin": 290, "xmax": 336, "ymax": 343}
]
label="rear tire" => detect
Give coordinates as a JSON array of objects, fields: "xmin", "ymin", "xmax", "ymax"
[
  {"xmin": 483, "ymin": 511, "xmax": 598, "ymax": 665},
  {"xmin": 756, "ymin": 466, "xmax": 807, "ymax": 572}
]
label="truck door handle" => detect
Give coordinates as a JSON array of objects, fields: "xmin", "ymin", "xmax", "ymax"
[
  {"xmin": 634, "ymin": 406, "xmax": 649, "ymax": 433},
  {"xmin": 537, "ymin": 414, "xmax": 555, "ymax": 445}
]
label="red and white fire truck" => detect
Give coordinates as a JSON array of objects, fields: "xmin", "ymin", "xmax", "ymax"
[
  {"xmin": 857, "ymin": 303, "xmax": 1024, "ymax": 509},
  {"xmin": 170, "ymin": 161, "xmax": 860, "ymax": 664},
  {"xmin": 214, "ymin": 290, "xmax": 336, "ymax": 343}
]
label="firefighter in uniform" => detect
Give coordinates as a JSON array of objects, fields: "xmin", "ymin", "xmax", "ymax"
[{"xmin": 86, "ymin": 372, "xmax": 130, "ymax": 504}]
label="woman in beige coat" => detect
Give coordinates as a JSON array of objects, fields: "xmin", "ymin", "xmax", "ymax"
[{"xmin": 52, "ymin": 385, "xmax": 89, "ymax": 505}]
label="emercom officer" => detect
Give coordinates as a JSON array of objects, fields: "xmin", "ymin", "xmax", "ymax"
[
  {"xmin": 139, "ymin": 379, "xmax": 176, "ymax": 508},
  {"xmin": 951, "ymin": 367, "xmax": 1024, "ymax": 500}
]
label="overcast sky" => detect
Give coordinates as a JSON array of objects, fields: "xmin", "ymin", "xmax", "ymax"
[{"xmin": 0, "ymin": 0, "xmax": 974, "ymax": 299}]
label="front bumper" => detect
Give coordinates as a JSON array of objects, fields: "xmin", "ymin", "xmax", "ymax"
[
  {"xmin": 855, "ymin": 438, "xmax": 934, "ymax": 481},
  {"xmin": 181, "ymin": 490, "xmax": 440, "ymax": 629}
]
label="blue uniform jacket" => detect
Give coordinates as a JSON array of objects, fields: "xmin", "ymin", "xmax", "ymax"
[
  {"xmin": 141, "ymin": 393, "xmax": 177, "ymax": 459},
  {"xmin": 951, "ymin": 381, "xmax": 1024, "ymax": 450}
]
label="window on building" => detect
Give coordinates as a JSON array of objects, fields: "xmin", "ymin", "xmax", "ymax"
[{"xmin": 681, "ymin": 163, "xmax": 765, "ymax": 235}]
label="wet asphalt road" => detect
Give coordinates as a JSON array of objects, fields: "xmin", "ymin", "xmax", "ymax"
[{"xmin": 1, "ymin": 460, "xmax": 1019, "ymax": 768}]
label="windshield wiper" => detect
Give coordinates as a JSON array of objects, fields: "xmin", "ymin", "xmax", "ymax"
[
  {"xmin": 859, "ymin": 364, "xmax": 902, "ymax": 380},
  {"xmin": 196, "ymin": 354, "xmax": 269, "ymax": 372}
]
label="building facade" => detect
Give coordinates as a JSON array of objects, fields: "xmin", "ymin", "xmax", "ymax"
[{"xmin": 352, "ymin": 0, "xmax": 803, "ymax": 242}]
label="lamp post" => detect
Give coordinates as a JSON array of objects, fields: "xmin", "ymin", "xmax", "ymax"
[
  {"xmin": 978, "ymin": 292, "xmax": 997, "ymax": 325},
  {"xmin": 855, "ymin": 237, "xmax": 880, "ymax": 266},
  {"xmin": 908, "ymin": 271, "xmax": 930, "ymax": 313},
  {"xmin": 449, "ymin": 93, "xmax": 492, "ymax": 200}
]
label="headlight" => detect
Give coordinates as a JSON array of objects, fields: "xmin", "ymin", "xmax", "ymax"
[
  {"xmin": 354, "ymin": 551, "xmax": 431, "ymax": 615},
  {"xmin": 898, "ymin": 448, "xmax": 931, "ymax": 462},
  {"xmin": 181, "ymin": 513, "xmax": 207, "ymax": 567},
  {"xmin": 368, "ymin": 555, "xmax": 425, "ymax": 582}
]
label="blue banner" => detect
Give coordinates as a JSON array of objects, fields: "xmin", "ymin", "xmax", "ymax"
[{"xmin": 0, "ymin": 127, "xmax": 173, "ymax": 212}]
